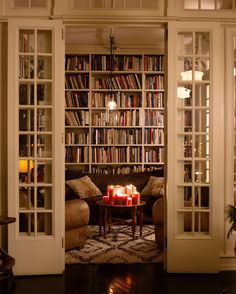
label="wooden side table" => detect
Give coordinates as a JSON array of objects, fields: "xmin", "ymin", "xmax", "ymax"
[
  {"xmin": 0, "ymin": 216, "xmax": 16, "ymax": 286},
  {"xmin": 97, "ymin": 201, "xmax": 146, "ymax": 240}
]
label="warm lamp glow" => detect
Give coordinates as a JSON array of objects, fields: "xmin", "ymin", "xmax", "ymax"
[
  {"xmin": 19, "ymin": 160, "xmax": 33, "ymax": 173},
  {"xmin": 106, "ymin": 100, "xmax": 117, "ymax": 110},
  {"xmin": 177, "ymin": 87, "xmax": 191, "ymax": 99},
  {"xmin": 180, "ymin": 70, "xmax": 204, "ymax": 81}
]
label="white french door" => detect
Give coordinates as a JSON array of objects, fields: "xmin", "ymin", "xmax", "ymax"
[
  {"xmin": 167, "ymin": 21, "xmax": 224, "ymax": 273},
  {"xmin": 8, "ymin": 19, "xmax": 65, "ymax": 275}
]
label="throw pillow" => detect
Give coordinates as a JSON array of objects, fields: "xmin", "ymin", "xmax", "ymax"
[
  {"xmin": 140, "ymin": 176, "xmax": 164, "ymax": 197},
  {"xmin": 66, "ymin": 175, "xmax": 102, "ymax": 199}
]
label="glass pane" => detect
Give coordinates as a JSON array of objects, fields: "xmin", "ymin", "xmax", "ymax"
[
  {"xmin": 37, "ymin": 108, "xmax": 52, "ymax": 131},
  {"xmin": 195, "ymin": 212, "xmax": 209, "ymax": 233},
  {"xmin": 195, "ymin": 32, "xmax": 210, "ymax": 55},
  {"xmin": 177, "ymin": 212, "xmax": 193, "ymax": 234},
  {"xmin": 177, "ymin": 186, "xmax": 193, "ymax": 208},
  {"xmin": 19, "ymin": 187, "xmax": 34, "ymax": 209},
  {"xmin": 195, "ymin": 84, "xmax": 210, "ymax": 106},
  {"xmin": 195, "ymin": 58, "xmax": 210, "ymax": 80},
  {"xmin": 125, "ymin": 0, "xmax": 140, "ymax": 8},
  {"xmin": 37, "ymin": 30, "xmax": 52, "ymax": 53},
  {"xmin": 195, "ymin": 135, "xmax": 210, "ymax": 158},
  {"xmin": 19, "ymin": 159, "xmax": 34, "ymax": 183},
  {"xmin": 184, "ymin": 0, "xmax": 198, "ymax": 9},
  {"xmin": 217, "ymin": 0, "xmax": 233, "ymax": 9},
  {"xmin": 177, "ymin": 110, "xmax": 192, "ymax": 132},
  {"xmin": 178, "ymin": 58, "xmax": 193, "ymax": 80},
  {"xmin": 37, "ymin": 161, "xmax": 52, "ymax": 183},
  {"xmin": 37, "ymin": 83, "xmax": 52, "ymax": 105},
  {"xmin": 115, "ymin": 0, "xmax": 124, "ymax": 8},
  {"xmin": 142, "ymin": 0, "xmax": 158, "ymax": 8},
  {"xmin": 195, "ymin": 186, "xmax": 209, "ymax": 208},
  {"xmin": 19, "ymin": 30, "xmax": 34, "ymax": 53},
  {"xmin": 37, "ymin": 213, "xmax": 52, "ymax": 235},
  {"xmin": 90, "ymin": 0, "xmax": 106, "ymax": 8},
  {"xmin": 195, "ymin": 160, "xmax": 210, "ymax": 183},
  {"xmin": 201, "ymin": 0, "xmax": 215, "ymax": 9},
  {"xmin": 177, "ymin": 84, "xmax": 192, "ymax": 106},
  {"xmin": 31, "ymin": 0, "xmax": 47, "ymax": 7},
  {"xmin": 19, "ymin": 56, "xmax": 34, "ymax": 79},
  {"xmin": 37, "ymin": 56, "xmax": 52, "ymax": 79},
  {"xmin": 19, "ymin": 109, "xmax": 34, "ymax": 131},
  {"xmin": 19, "ymin": 213, "xmax": 34, "ymax": 234},
  {"xmin": 19, "ymin": 83, "xmax": 34, "ymax": 105},
  {"xmin": 177, "ymin": 33, "xmax": 193, "ymax": 55},
  {"xmin": 195, "ymin": 109, "xmax": 210, "ymax": 132},
  {"xmin": 182, "ymin": 135, "xmax": 193, "ymax": 157},
  {"xmin": 178, "ymin": 161, "xmax": 192, "ymax": 182},
  {"xmin": 19, "ymin": 134, "xmax": 34, "ymax": 157},
  {"xmin": 37, "ymin": 187, "xmax": 52, "ymax": 209},
  {"xmin": 37, "ymin": 134, "xmax": 52, "ymax": 158}
]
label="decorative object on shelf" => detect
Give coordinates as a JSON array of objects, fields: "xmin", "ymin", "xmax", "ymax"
[
  {"xmin": 180, "ymin": 70, "xmax": 204, "ymax": 81},
  {"xmin": 226, "ymin": 204, "xmax": 236, "ymax": 254},
  {"xmin": 177, "ymin": 86, "xmax": 191, "ymax": 99}
]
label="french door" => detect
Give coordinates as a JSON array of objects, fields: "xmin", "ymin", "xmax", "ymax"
[
  {"xmin": 8, "ymin": 19, "xmax": 65, "ymax": 275},
  {"xmin": 167, "ymin": 21, "xmax": 223, "ymax": 273}
]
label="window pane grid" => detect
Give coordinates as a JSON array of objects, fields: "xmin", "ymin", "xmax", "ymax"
[
  {"xmin": 176, "ymin": 31, "xmax": 211, "ymax": 236},
  {"xmin": 184, "ymin": 0, "xmax": 236, "ymax": 10}
]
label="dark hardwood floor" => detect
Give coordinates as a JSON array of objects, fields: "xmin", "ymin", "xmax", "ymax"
[{"xmin": 1, "ymin": 263, "xmax": 236, "ymax": 294}]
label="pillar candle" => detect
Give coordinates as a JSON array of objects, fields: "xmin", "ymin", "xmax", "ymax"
[
  {"xmin": 127, "ymin": 196, "xmax": 132, "ymax": 206},
  {"xmin": 102, "ymin": 195, "xmax": 110, "ymax": 204},
  {"xmin": 123, "ymin": 194, "xmax": 128, "ymax": 205},
  {"xmin": 132, "ymin": 192, "xmax": 140, "ymax": 205}
]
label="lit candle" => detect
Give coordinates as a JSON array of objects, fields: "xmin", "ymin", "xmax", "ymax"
[
  {"xmin": 127, "ymin": 196, "xmax": 132, "ymax": 206},
  {"xmin": 102, "ymin": 195, "xmax": 110, "ymax": 204},
  {"xmin": 132, "ymin": 192, "xmax": 140, "ymax": 205},
  {"xmin": 107, "ymin": 185, "xmax": 114, "ymax": 203},
  {"xmin": 123, "ymin": 194, "xmax": 128, "ymax": 205}
]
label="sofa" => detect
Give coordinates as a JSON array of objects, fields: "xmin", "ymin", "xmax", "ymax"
[{"xmin": 65, "ymin": 168, "xmax": 164, "ymax": 226}]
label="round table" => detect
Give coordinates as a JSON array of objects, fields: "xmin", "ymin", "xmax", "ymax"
[{"xmin": 97, "ymin": 200, "xmax": 146, "ymax": 240}]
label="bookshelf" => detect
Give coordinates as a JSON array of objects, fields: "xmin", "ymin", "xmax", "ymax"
[{"xmin": 65, "ymin": 53, "xmax": 165, "ymax": 174}]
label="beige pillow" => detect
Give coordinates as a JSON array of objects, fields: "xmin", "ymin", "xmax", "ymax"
[
  {"xmin": 140, "ymin": 176, "xmax": 164, "ymax": 197},
  {"xmin": 66, "ymin": 176, "xmax": 102, "ymax": 199}
]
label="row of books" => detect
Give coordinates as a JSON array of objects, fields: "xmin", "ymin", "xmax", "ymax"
[
  {"xmin": 144, "ymin": 128, "xmax": 164, "ymax": 144},
  {"xmin": 144, "ymin": 92, "xmax": 164, "ymax": 108},
  {"xmin": 145, "ymin": 148, "xmax": 164, "ymax": 163},
  {"xmin": 65, "ymin": 74, "xmax": 89, "ymax": 89},
  {"xmin": 92, "ymin": 146, "xmax": 142, "ymax": 163},
  {"xmin": 65, "ymin": 92, "xmax": 88, "ymax": 108},
  {"xmin": 64, "ymin": 54, "xmax": 164, "ymax": 72},
  {"xmin": 65, "ymin": 55, "xmax": 89, "ymax": 71},
  {"xmin": 91, "ymin": 128, "xmax": 142, "ymax": 145},
  {"xmin": 91, "ymin": 92, "xmax": 142, "ymax": 108},
  {"xmin": 65, "ymin": 110, "xmax": 89, "ymax": 126},
  {"xmin": 145, "ymin": 75, "xmax": 164, "ymax": 90},
  {"xmin": 93, "ymin": 74, "xmax": 141, "ymax": 90},
  {"xmin": 144, "ymin": 110, "xmax": 164, "ymax": 126},
  {"xmin": 91, "ymin": 109, "xmax": 141, "ymax": 127},
  {"xmin": 91, "ymin": 165, "xmax": 143, "ymax": 175},
  {"xmin": 91, "ymin": 55, "xmax": 142, "ymax": 71},
  {"xmin": 65, "ymin": 131, "xmax": 89, "ymax": 145},
  {"xmin": 65, "ymin": 146, "xmax": 89, "ymax": 163},
  {"xmin": 144, "ymin": 55, "xmax": 164, "ymax": 71}
]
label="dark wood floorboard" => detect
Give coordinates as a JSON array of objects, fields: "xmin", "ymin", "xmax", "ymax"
[{"xmin": 1, "ymin": 264, "xmax": 236, "ymax": 294}]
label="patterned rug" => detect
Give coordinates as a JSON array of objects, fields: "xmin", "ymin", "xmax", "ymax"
[{"xmin": 65, "ymin": 225, "xmax": 163, "ymax": 264}]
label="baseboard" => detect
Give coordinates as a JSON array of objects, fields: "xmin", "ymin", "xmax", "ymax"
[{"xmin": 220, "ymin": 255, "xmax": 236, "ymax": 271}]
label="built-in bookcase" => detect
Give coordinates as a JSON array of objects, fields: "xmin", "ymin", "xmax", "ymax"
[{"xmin": 65, "ymin": 53, "xmax": 165, "ymax": 174}]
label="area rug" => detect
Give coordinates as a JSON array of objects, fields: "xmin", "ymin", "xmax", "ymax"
[{"xmin": 65, "ymin": 225, "xmax": 163, "ymax": 264}]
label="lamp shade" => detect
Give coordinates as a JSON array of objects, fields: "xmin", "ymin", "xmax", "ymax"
[
  {"xmin": 180, "ymin": 70, "xmax": 204, "ymax": 81},
  {"xmin": 19, "ymin": 160, "xmax": 33, "ymax": 173}
]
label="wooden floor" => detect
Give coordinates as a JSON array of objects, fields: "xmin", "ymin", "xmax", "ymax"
[{"xmin": 1, "ymin": 263, "xmax": 236, "ymax": 294}]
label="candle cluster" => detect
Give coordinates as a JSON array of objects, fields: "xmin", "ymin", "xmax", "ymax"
[{"xmin": 102, "ymin": 184, "xmax": 140, "ymax": 206}]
